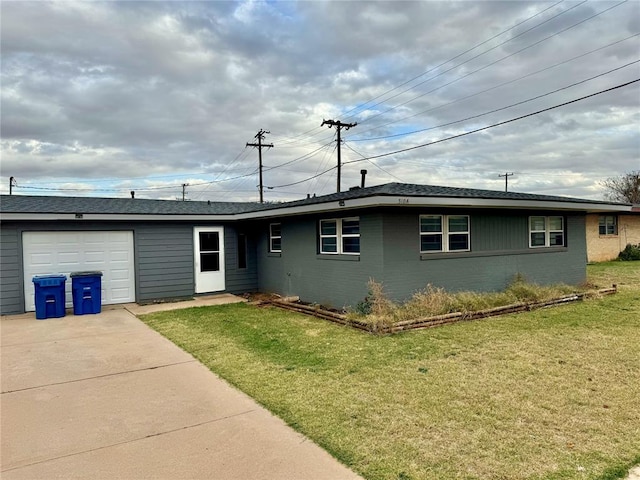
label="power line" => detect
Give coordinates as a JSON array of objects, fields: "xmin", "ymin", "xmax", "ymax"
[
  {"xmin": 263, "ymin": 139, "xmax": 335, "ymax": 171},
  {"xmin": 15, "ymin": 167, "xmax": 261, "ymax": 193},
  {"xmin": 192, "ymin": 145, "xmax": 254, "ymax": 200},
  {"xmin": 347, "ymin": 33, "xmax": 640, "ymax": 141},
  {"xmin": 343, "ymin": 0, "xmax": 586, "ymax": 124},
  {"xmin": 343, "ymin": 79, "xmax": 639, "ymax": 165},
  {"xmin": 349, "ymin": 0, "xmax": 626, "ymax": 129},
  {"xmin": 261, "ymin": 79, "xmax": 639, "ymax": 191},
  {"xmin": 343, "ymin": 143, "xmax": 405, "ymax": 183},
  {"xmin": 347, "ymin": 59, "xmax": 640, "ymax": 142},
  {"xmin": 309, "ymin": 141, "xmax": 338, "ymax": 196},
  {"xmin": 266, "ymin": 165, "xmax": 338, "ymax": 189},
  {"xmin": 259, "ymin": 0, "xmax": 572, "ymax": 147}
]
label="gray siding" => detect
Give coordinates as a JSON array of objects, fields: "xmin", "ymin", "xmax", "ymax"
[
  {"xmin": 135, "ymin": 225, "xmax": 194, "ymax": 302},
  {"xmin": 381, "ymin": 211, "xmax": 587, "ymax": 301},
  {"xmin": 224, "ymin": 224, "xmax": 258, "ymax": 295},
  {"xmin": 0, "ymin": 225, "xmax": 23, "ymax": 315},
  {"xmin": 0, "ymin": 221, "xmax": 258, "ymax": 314},
  {"xmin": 0, "ymin": 210, "xmax": 588, "ymax": 314},
  {"xmin": 257, "ymin": 213, "xmax": 384, "ymax": 309},
  {"xmin": 256, "ymin": 209, "xmax": 588, "ymax": 308}
]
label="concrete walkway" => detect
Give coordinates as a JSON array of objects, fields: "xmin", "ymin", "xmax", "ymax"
[{"xmin": 1, "ymin": 297, "xmax": 362, "ymax": 479}]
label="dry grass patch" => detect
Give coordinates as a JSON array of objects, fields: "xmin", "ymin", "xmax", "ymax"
[{"xmin": 351, "ymin": 276, "xmax": 584, "ymax": 327}]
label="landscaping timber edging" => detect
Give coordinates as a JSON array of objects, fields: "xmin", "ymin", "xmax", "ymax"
[{"xmin": 266, "ymin": 286, "xmax": 618, "ymax": 334}]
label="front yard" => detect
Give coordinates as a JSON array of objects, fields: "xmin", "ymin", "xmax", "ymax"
[{"xmin": 140, "ymin": 262, "xmax": 640, "ymax": 480}]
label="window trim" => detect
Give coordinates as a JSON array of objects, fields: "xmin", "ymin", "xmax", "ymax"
[
  {"xmin": 598, "ymin": 215, "xmax": 618, "ymax": 236},
  {"xmin": 269, "ymin": 223, "xmax": 282, "ymax": 253},
  {"xmin": 319, "ymin": 217, "xmax": 360, "ymax": 255},
  {"xmin": 419, "ymin": 214, "xmax": 470, "ymax": 253},
  {"xmin": 529, "ymin": 216, "xmax": 565, "ymax": 248}
]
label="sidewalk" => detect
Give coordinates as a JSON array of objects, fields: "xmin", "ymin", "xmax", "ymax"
[{"xmin": 1, "ymin": 298, "xmax": 362, "ymax": 479}]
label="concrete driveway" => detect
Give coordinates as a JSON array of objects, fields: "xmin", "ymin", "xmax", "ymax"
[{"xmin": 1, "ymin": 300, "xmax": 362, "ymax": 479}]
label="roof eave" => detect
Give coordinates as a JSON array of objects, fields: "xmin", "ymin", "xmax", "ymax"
[
  {"xmin": 1, "ymin": 196, "xmax": 630, "ymax": 222},
  {"xmin": 235, "ymin": 195, "xmax": 632, "ymax": 219},
  {"xmin": 0, "ymin": 213, "xmax": 238, "ymax": 221}
]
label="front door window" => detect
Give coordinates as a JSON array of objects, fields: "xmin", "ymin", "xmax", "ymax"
[{"xmin": 199, "ymin": 232, "xmax": 220, "ymax": 272}]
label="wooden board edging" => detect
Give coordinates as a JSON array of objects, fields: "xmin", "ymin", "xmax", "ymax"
[{"xmin": 266, "ymin": 287, "xmax": 617, "ymax": 335}]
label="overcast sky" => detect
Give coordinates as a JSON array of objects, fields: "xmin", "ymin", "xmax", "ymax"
[{"xmin": 1, "ymin": 0, "xmax": 639, "ymax": 202}]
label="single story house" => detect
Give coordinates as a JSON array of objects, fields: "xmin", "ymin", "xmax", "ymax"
[
  {"xmin": 585, "ymin": 206, "xmax": 640, "ymax": 262},
  {"xmin": 0, "ymin": 183, "xmax": 632, "ymax": 315}
]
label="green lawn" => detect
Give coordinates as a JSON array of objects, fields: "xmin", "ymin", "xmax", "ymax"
[{"xmin": 140, "ymin": 262, "xmax": 640, "ymax": 480}]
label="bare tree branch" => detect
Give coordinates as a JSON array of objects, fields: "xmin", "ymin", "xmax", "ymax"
[{"xmin": 601, "ymin": 171, "xmax": 640, "ymax": 204}]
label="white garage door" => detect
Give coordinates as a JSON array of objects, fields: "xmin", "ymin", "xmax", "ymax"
[{"xmin": 23, "ymin": 231, "xmax": 136, "ymax": 312}]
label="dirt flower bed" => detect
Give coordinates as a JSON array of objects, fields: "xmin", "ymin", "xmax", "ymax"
[{"xmin": 265, "ymin": 277, "xmax": 617, "ymax": 334}]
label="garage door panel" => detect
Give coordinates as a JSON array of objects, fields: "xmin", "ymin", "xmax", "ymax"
[
  {"xmin": 110, "ymin": 269, "xmax": 131, "ymax": 281},
  {"xmin": 23, "ymin": 231, "xmax": 135, "ymax": 312},
  {"xmin": 111, "ymin": 288, "xmax": 133, "ymax": 302},
  {"xmin": 110, "ymin": 250, "xmax": 131, "ymax": 262},
  {"xmin": 84, "ymin": 251, "xmax": 105, "ymax": 262},
  {"xmin": 29, "ymin": 252, "xmax": 53, "ymax": 267},
  {"xmin": 58, "ymin": 235, "xmax": 81, "ymax": 246},
  {"xmin": 58, "ymin": 252, "xmax": 81, "ymax": 264}
]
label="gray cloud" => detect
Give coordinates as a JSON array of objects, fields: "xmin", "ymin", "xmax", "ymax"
[{"xmin": 1, "ymin": 0, "xmax": 638, "ymax": 201}]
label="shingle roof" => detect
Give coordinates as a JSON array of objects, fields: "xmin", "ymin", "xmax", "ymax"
[
  {"xmin": 0, "ymin": 183, "xmax": 627, "ymax": 217},
  {"xmin": 256, "ymin": 182, "xmax": 624, "ymax": 210},
  {"xmin": 0, "ymin": 194, "xmax": 265, "ymax": 215}
]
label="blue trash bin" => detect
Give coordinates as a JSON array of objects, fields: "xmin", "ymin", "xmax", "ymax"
[
  {"xmin": 33, "ymin": 275, "xmax": 67, "ymax": 320},
  {"xmin": 71, "ymin": 271, "xmax": 103, "ymax": 315}
]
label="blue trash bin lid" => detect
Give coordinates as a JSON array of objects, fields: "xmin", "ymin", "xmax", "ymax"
[
  {"xmin": 70, "ymin": 271, "xmax": 103, "ymax": 277},
  {"xmin": 33, "ymin": 274, "xmax": 67, "ymax": 282}
]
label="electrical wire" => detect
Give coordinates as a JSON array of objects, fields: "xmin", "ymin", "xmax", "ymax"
[
  {"xmin": 16, "ymin": 73, "xmax": 636, "ymax": 196},
  {"xmin": 16, "ymin": 167, "xmax": 261, "ymax": 193},
  {"xmin": 312, "ymin": 143, "xmax": 340, "ymax": 195},
  {"xmin": 347, "ymin": 59, "xmax": 640, "ymax": 142},
  {"xmin": 266, "ymin": 166, "xmax": 338, "ymax": 189},
  {"xmin": 254, "ymin": 1, "xmax": 574, "ymax": 147},
  {"xmin": 347, "ymin": 33, "xmax": 640, "ymax": 140},
  {"xmin": 342, "ymin": 79, "xmax": 639, "ymax": 165},
  {"xmin": 349, "ymin": 0, "xmax": 627, "ymax": 129},
  {"xmin": 343, "ymin": 143, "xmax": 405, "ymax": 182},
  {"xmin": 263, "ymin": 138, "xmax": 336, "ymax": 171},
  {"xmin": 342, "ymin": 0, "xmax": 585, "ymax": 123}
]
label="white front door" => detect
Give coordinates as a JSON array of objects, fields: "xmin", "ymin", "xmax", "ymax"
[{"xmin": 194, "ymin": 227, "xmax": 225, "ymax": 293}]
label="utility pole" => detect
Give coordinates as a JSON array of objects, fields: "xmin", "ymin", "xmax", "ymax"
[
  {"xmin": 498, "ymin": 172, "xmax": 514, "ymax": 192},
  {"xmin": 181, "ymin": 183, "xmax": 189, "ymax": 201},
  {"xmin": 246, "ymin": 129, "xmax": 273, "ymax": 203},
  {"xmin": 321, "ymin": 119, "xmax": 357, "ymax": 193},
  {"xmin": 9, "ymin": 176, "xmax": 16, "ymax": 195}
]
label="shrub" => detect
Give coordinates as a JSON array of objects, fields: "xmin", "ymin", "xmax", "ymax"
[
  {"xmin": 618, "ymin": 243, "xmax": 640, "ymax": 261},
  {"xmin": 353, "ymin": 279, "xmax": 396, "ymax": 331},
  {"xmin": 352, "ymin": 274, "xmax": 582, "ymax": 325}
]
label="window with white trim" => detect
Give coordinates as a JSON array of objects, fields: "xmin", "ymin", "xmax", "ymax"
[
  {"xmin": 269, "ymin": 223, "xmax": 281, "ymax": 252},
  {"xmin": 420, "ymin": 215, "xmax": 470, "ymax": 253},
  {"xmin": 529, "ymin": 216, "xmax": 564, "ymax": 248},
  {"xmin": 598, "ymin": 215, "xmax": 617, "ymax": 235},
  {"xmin": 319, "ymin": 218, "xmax": 360, "ymax": 254}
]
